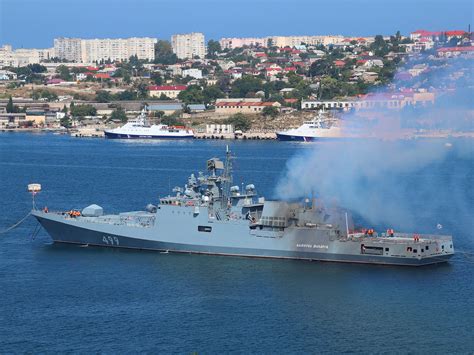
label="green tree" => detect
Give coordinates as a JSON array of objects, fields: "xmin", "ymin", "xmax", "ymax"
[
  {"xmin": 161, "ymin": 115, "xmax": 184, "ymax": 126},
  {"xmin": 261, "ymin": 106, "xmax": 279, "ymax": 119},
  {"xmin": 225, "ymin": 113, "xmax": 251, "ymax": 132},
  {"xmin": 110, "ymin": 107, "xmax": 127, "ymax": 122},
  {"xmin": 96, "ymin": 90, "xmax": 112, "ymax": 103},
  {"xmin": 202, "ymin": 85, "xmax": 224, "ymax": 104},
  {"xmin": 70, "ymin": 104, "xmax": 97, "ymax": 117},
  {"xmin": 135, "ymin": 82, "xmax": 149, "ymax": 99},
  {"xmin": 115, "ymin": 90, "xmax": 135, "ymax": 101},
  {"xmin": 230, "ymin": 76, "xmax": 263, "ymax": 98},
  {"xmin": 151, "ymin": 72, "xmax": 163, "ymax": 85},
  {"xmin": 177, "ymin": 85, "xmax": 204, "ymax": 104},
  {"xmin": 6, "ymin": 96, "xmax": 16, "ymax": 113},
  {"xmin": 207, "ymin": 39, "xmax": 222, "ymax": 59},
  {"xmin": 154, "ymin": 40, "xmax": 178, "ymax": 65},
  {"xmin": 309, "ymin": 58, "xmax": 334, "ymax": 77},
  {"xmin": 60, "ymin": 115, "xmax": 71, "ymax": 128},
  {"xmin": 56, "ymin": 65, "xmax": 72, "ymax": 81},
  {"xmin": 29, "ymin": 63, "xmax": 47, "ymax": 73}
]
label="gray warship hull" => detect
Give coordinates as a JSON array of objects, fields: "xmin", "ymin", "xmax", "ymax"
[
  {"xmin": 32, "ymin": 209, "xmax": 454, "ymax": 266},
  {"xmin": 32, "ymin": 149, "xmax": 454, "ymax": 267}
]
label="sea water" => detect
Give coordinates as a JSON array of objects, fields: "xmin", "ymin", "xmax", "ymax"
[{"xmin": 0, "ymin": 133, "xmax": 473, "ymax": 353}]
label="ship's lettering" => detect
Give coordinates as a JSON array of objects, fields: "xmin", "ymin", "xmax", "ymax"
[
  {"xmin": 102, "ymin": 235, "xmax": 120, "ymax": 246},
  {"xmin": 296, "ymin": 243, "xmax": 328, "ymax": 249}
]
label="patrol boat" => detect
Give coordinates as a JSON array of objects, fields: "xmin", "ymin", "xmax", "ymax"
[
  {"xmin": 276, "ymin": 110, "xmax": 341, "ymax": 142},
  {"xmin": 31, "ymin": 149, "xmax": 454, "ymax": 266},
  {"xmin": 104, "ymin": 109, "xmax": 194, "ymax": 139}
]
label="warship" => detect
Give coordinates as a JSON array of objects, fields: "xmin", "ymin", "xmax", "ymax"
[{"xmin": 32, "ymin": 148, "xmax": 454, "ymax": 266}]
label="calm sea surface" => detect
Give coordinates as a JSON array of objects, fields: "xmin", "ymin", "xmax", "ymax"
[{"xmin": 0, "ymin": 133, "xmax": 473, "ymax": 353}]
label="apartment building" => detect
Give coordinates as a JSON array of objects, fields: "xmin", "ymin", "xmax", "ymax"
[
  {"xmin": 54, "ymin": 37, "xmax": 157, "ymax": 63},
  {"xmin": 269, "ymin": 35, "xmax": 345, "ymax": 47},
  {"xmin": 0, "ymin": 45, "xmax": 53, "ymax": 67},
  {"xmin": 219, "ymin": 37, "xmax": 267, "ymax": 50},
  {"xmin": 171, "ymin": 33, "xmax": 206, "ymax": 59},
  {"xmin": 54, "ymin": 38, "xmax": 82, "ymax": 62}
]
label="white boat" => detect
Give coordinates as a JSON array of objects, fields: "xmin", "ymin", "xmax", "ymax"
[
  {"xmin": 276, "ymin": 110, "xmax": 341, "ymax": 142},
  {"xmin": 104, "ymin": 110, "xmax": 194, "ymax": 139}
]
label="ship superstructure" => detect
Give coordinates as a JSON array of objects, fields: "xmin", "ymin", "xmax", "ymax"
[
  {"xmin": 276, "ymin": 110, "xmax": 342, "ymax": 142},
  {"xmin": 32, "ymin": 149, "xmax": 454, "ymax": 266},
  {"xmin": 104, "ymin": 109, "xmax": 194, "ymax": 139}
]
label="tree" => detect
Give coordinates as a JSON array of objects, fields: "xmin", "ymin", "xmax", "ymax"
[
  {"xmin": 29, "ymin": 63, "xmax": 47, "ymax": 73},
  {"xmin": 151, "ymin": 72, "xmax": 163, "ymax": 85},
  {"xmin": 7, "ymin": 96, "xmax": 16, "ymax": 113},
  {"xmin": 56, "ymin": 65, "xmax": 72, "ymax": 81},
  {"xmin": 230, "ymin": 76, "xmax": 263, "ymax": 98},
  {"xmin": 60, "ymin": 115, "xmax": 71, "ymax": 128},
  {"xmin": 309, "ymin": 58, "xmax": 334, "ymax": 77},
  {"xmin": 115, "ymin": 90, "xmax": 135, "ymax": 101},
  {"xmin": 154, "ymin": 40, "xmax": 178, "ymax": 65},
  {"xmin": 110, "ymin": 107, "xmax": 127, "ymax": 122},
  {"xmin": 207, "ymin": 39, "xmax": 222, "ymax": 59},
  {"xmin": 225, "ymin": 113, "xmax": 251, "ymax": 132},
  {"xmin": 262, "ymin": 106, "xmax": 279, "ymax": 119},
  {"xmin": 96, "ymin": 90, "xmax": 112, "ymax": 103},
  {"xmin": 177, "ymin": 85, "xmax": 204, "ymax": 104},
  {"xmin": 161, "ymin": 115, "xmax": 184, "ymax": 126},
  {"xmin": 202, "ymin": 85, "xmax": 224, "ymax": 104},
  {"xmin": 70, "ymin": 104, "xmax": 97, "ymax": 118},
  {"xmin": 135, "ymin": 82, "xmax": 149, "ymax": 99}
]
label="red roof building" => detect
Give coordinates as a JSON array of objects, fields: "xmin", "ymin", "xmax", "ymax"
[{"xmin": 94, "ymin": 73, "xmax": 110, "ymax": 79}]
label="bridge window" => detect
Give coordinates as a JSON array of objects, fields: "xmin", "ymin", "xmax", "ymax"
[
  {"xmin": 198, "ymin": 226, "xmax": 212, "ymax": 232},
  {"xmin": 426, "ymin": 245, "xmax": 429, "ymax": 250},
  {"xmin": 413, "ymin": 249, "xmax": 417, "ymax": 253},
  {"xmin": 385, "ymin": 248, "xmax": 389, "ymax": 252}
]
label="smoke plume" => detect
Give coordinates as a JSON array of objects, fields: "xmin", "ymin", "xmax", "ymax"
[{"xmin": 276, "ymin": 55, "xmax": 474, "ymax": 236}]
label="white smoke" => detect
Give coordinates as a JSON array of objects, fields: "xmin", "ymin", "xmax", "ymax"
[{"xmin": 276, "ymin": 56, "xmax": 474, "ymax": 233}]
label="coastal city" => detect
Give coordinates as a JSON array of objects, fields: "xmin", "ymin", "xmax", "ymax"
[{"xmin": 1, "ymin": 29, "xmax": 473, "ymax": 139}]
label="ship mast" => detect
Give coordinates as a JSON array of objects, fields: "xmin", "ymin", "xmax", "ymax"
[{"xmin": 221, "ymin": 145, "xmax": 233, "ymax": 207}]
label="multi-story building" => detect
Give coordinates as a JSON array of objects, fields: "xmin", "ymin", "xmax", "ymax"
[
  {"xmin": 54, "ymin": 37, "xmax": 157, "ymax": 63},
  {"xmin": 80, "ymin": 37, "xmax": 157, "ymax": 63},
  {"xmin": 218, "ymin": 35, "xmax": 345, "ymax": 49},
  {"xmin": 219, "ymin": 37, "xmax": 267, "ymax": 50},
  {"xmin": 0, "ymin": 45, "xmax": 53, "ymax": 67},
  {"xmin": 269, "ymin": 35, "xmax": 345, "ymax": 47},
  {"xmin": 54, "ymin": 38, "xmax": 82, "ymax": 62},
  {"xmin": 171, "ymin": 33, "xmax": 206, "ymax": 59}
]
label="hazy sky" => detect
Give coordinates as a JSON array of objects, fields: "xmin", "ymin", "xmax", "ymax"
[{"xmin": 1, "ymin": 0, "xmax": 473, "ymax": 48}]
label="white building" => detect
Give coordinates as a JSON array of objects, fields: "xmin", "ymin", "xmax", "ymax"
[
  {"xmin": 171, "ymin": 33, "xmax": 206, "ymax": 59},
  {"xmin": 0, "ymin": 45, "xmax": 53, "ymax": 67},
  {"xmin": 220, "ymin": 37, "xmax": 267, "ymax": 49},
  {"xmin": 54, "ymin": 37, "xmax": 157, "ymax": 63},
  {"xmin": 182, "ymin": 68, "xmax": 203, "ymax": 79},
  {"xmin": 54, "ymin": 38, "xmax": 82, "ymax": 62}
]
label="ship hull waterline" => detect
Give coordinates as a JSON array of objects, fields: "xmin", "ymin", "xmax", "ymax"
[{"xmin": 33, "ymin": 213, "xmax": 453, "ymax": 267}]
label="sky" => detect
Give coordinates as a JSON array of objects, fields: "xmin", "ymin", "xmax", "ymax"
[{"xmin": 0, "ymin": 0, "xmax": 473, "ymax": 48}]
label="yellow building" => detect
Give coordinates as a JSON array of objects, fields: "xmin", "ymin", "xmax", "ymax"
[{"xmin": 215, "ymin": 101, "xmax": 281, "ymax": 115}]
